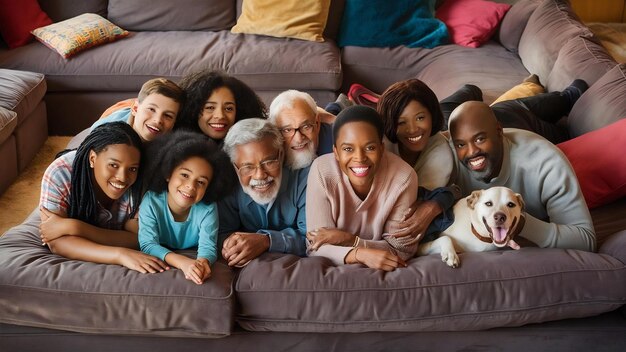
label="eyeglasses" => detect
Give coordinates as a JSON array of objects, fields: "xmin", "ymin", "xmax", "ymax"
[
  {"xmin": 279, "ymin": 122, "xmax": 316, "ymax": 138},
  {"xmin": 235, "ymin": 158, "xmax": 281, "ymax": 177}
]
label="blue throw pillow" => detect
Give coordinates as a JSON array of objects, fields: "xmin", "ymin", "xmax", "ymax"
[{"xmin": 338, "ymin": 0, "xmax": 448, "ymax": 48}]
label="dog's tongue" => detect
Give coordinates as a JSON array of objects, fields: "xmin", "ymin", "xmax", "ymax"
[{"xmin": 491, "ymin": 227, "xmax": 508, "ymax": 243}]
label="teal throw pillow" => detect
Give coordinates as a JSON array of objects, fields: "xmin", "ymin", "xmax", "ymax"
[{"xmin": 338, "ymin": 0, "xmax": 448, "ymax": 48}]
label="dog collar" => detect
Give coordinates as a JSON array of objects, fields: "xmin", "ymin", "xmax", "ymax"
[{"xmin": 471, "ymin": 224, "xmax": 493, "ymax": 243}]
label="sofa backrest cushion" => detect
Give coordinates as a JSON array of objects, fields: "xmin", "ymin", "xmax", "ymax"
[
  {"xmin": 108, "ymin": 0, "xmax": 236, "ymax": 31},
  {"xmin": 518, "ymin": 0, "xmax": 593, "ymax": 83},
  {"xmin": 38, "ymin": 0, "xmax": 108, "ymax": 22},
  {"xmin": 498, "ymin": 0, "xmax": 540, "ymax": 53},
  {"xmin": 568, "ymin": 64, "xmax": 626, "ymax": 138},
  {"xmin": 546, "ymin": 36, "xmax": 616, "ymax": 92}
]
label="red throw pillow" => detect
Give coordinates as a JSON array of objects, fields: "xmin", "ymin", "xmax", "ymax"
[
  {"xmin": 0, "ymin": 0, "xmax": 53, "ymax": 49},
  {"xmin": 557, "ymin": 119, "xmax": 626, "ymax": 209},
  {"xmin": 436, "ymin": 0, "xmax": 511, "ymax": 48}
]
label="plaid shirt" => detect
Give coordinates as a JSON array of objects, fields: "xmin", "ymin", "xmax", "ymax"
[{"xmin": 40, "ymin": 151, "xmax": 134, "ymax": 230}]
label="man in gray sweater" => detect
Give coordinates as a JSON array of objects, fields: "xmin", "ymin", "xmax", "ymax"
[{"xmin": 448, "ymin": 101, "xmax": 595, "ymax": 252}]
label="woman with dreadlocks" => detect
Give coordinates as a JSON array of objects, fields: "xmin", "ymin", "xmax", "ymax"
[{"xmin": 39, "ymin": 122, "xmax": 169, "ymax": 273}]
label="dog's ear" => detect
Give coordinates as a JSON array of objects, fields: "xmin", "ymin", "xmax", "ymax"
[
  {"xmin": 466, "ymin": 190, "xmax": 482, "ymax": 210},
  {"xmin": 515, "ymin": 193, "xmax": 525, "ymax": 212}
]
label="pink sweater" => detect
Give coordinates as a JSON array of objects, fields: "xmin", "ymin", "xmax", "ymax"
[{"xmin": 306, "ymin": 151, "xmax": 418, "ymax": 265}]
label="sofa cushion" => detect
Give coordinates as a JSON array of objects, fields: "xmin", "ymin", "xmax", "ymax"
[
  {"xmin": 557, "ymin": 119, "xmax": 626, "ymax": 209},
  {"xmin": 435, "ymin": 0, "xmax": 511, "ymax": 48},
  {"xmin": 0, "ymin": 0, "xmax": 52, "ymax": 49},
  {"xmin": 546, "ymin": 36, "xmax": 616, "ymax": 92},
  {"xmin": 232, "ymin": 0, "xmax": 331, "ymax": 42},
  {"xmin": 341, "ymin": 42, "xmax": 528, "ymax": 104},
  {"xmin": 31, "ymin": 13, "xmax": 129, "ymax": 59},
  {"xmin": 38, "ymin": 0, "xmax": 108, "ymax": 22},
  {"xmin": 0, "ymin": 69, "xmax": 46, "ymax": 125},
  {"xmin": 235, "ymin": 252, "xmax": 626, "ymax": 332},
  {"xmin": 490, "ymin": 80, "xmax": 545, "ymax": 106},
  {"xmin": 518, "ymin": 0, "xmax": 593, "ymax": 83},
  {"xmin": 0, "ymin": 107, "xmax": 17, "ymax": 145},
  {"xmin": 0, "ymin": 210, "xmax": 236, "ymax": 337},
  {"xmin": 337, "ymin": 0, "xmax": 449, "ymax": 49},
  {"xmin": 498, "ymin": 0, "xmax": 541, "ymax": 53},
  {"xmin": 108, "ymin": 0, "xmax": 236, "ymax": 31},
  {"xmin": 568, "ymin": 64, "xmax": 626, "ymax": 137},
  {"xmin": 0, "ymin": 31, "xmax": 341, "ymax": 93}
]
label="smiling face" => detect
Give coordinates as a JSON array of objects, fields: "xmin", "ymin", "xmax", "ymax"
[
  {"xmin": 396, "ymin": 99, "xmax": 432, "ymax": 158},
  {"xmin": 467, "ymin": 187, "xmax": 525, "ymax": 247},
  {"xmin": 131, "ymin": 93, "xmax": 180, "ymax": 142},
  {"xmin": 233, "ymin": 137, "xmax": 283, "ymax": 205},
  {"xmin": 275, "ymin": 99, "xmax": 320, "ymax": 169},
  {"xmin": 333, "ymin": 121, "xmax": 384, "ymax": 200},
  {"xmin": 166, "ymin": 156, "xmax": 213, "ymax": 220},
  {"xmin": 198, "ymin": 86, "xmax": 237, "ymax": 140},
  {"xmin": 89, "ymin": 144, "xmax": 141, "ymax": 204},
  {"xmin": 450, "ymin": 102, "xmax": 504, "ymax": 183}
]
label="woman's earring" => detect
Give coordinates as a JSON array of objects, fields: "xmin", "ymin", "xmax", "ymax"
[{"xmin": 90, "ymin": 162, "xmax": 94, "ymax": 168}]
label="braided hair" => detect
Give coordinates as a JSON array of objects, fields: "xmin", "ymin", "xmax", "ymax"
[
  {"xmin": 68, "ymin": 122, "xmax": 144, "ymax": 225},
  {"xmin": 145, "ymin": 129, "xmax": 237, "ymax": 203},
  {"xmin": 177, "ymin": 70, "xmax": 267, "ymax": 136}
]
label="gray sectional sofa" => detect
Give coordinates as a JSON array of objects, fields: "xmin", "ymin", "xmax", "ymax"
[{"xmin": 1, "ymin": 0, "xmax": 626, "ymax": 350}]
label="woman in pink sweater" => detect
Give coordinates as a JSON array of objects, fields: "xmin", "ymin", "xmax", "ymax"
[{"xmin": 306, "ymin": 106, "xmax": 418, "ymax": 271}]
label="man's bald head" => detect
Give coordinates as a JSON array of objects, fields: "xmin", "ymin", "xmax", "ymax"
[
  {"xmin": 448, "ymin": 101, "xmax": 504, "ymax": 183},
  {"xmin": 448, "ymin": 101, "xmax": 498, "ymax": 136}
]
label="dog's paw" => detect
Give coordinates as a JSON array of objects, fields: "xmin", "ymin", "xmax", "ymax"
[{"xmin": 441, "ymin": 250, "xmax": 460, "ymax": 268}]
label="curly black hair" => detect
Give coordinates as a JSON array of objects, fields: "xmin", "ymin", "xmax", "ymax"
[
  {"xmin": 177, "ymin": 70, "xmax": 267, "ymax": 136},
  {"xmin": 145, "ymin": 129, "xmax": 237, "ymax": 203}
]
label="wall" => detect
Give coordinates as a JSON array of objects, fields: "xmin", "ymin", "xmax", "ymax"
[{"xmin": 570, "ymin": 0, "xmax": 626, "ymax": 22}]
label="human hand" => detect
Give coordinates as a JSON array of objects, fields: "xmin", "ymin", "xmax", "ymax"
[
  {"xmin": 182, "ymin": 257, "xmax": 211, "ymax": 284},
  {"xmin": 117, "ymin": 248, "xmax": 170, "ymax": 273},
  {"xmin": 391, "ymin": 200, "xmax": 442, "ymax": 242},
  {"xmin": 347, "ymin": 247, "xmax": 407, "ymax": 271},
  {"xmin": 507, "ymin": 239, "xmax": 521, "ymax": 250},
  {"xmin": 40, "ymin": 208, "xmax": 75, "ymax": 245},
  {"xmin": 306, "ymin": 228, "xmax": 356, "ymax": 251},
  {"xmin": 221, "ymin": 232, "xmax": 270, "ymax": 267}
]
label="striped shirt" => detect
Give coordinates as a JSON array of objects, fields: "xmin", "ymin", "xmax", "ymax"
[{"xmin": 40, "ymin": 150, "xmax": 134, "ymax": 230}]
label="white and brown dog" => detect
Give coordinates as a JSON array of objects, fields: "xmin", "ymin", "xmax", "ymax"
[{"xmin": 417, "ymin": 186, "xmax": 525, "ymax": 268}]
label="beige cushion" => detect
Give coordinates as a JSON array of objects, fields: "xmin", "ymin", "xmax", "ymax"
[
  {"xmin": 490, "ymin": 81, "xmax": 545, "ymax": 105},
  {"xmin": 231, "ymin": 0, "xmax": 331, "ymax": 42}
]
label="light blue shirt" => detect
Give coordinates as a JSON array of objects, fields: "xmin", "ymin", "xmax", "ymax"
[
  {"xmin": 138, "ymin": 191, "xmax": 219, "ymax": 263},
  {"xmin": 217, "ymin": 166, "xmax": 308, "ymax": 256},
  {"xmin": 90, "ymin": 108, "xmax": 132, "ymax": 130}
]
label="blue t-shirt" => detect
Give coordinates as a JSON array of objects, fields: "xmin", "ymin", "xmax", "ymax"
[
  {"xmin": 90, "ymin": 108, "xmax": 132, "ymax": 130},
  {"xmin": 138, "ymin": 190, "xmax": 219, "ymax": 264}
]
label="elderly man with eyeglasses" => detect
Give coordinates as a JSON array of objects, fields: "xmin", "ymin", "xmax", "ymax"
[
  {"xmin": 268, "ymin": 90, "xmax": 335, "ymax": 170},
  {"xmin": 218, "ymin": 118, "xmax": 308, "ymax": 267}
]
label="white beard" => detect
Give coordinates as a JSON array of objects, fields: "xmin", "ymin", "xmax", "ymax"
[
  {"xmin": 286, "ymin": 142, "xmax": 317, "ymax": 170},
  {"xmin": 242, "ymin": 174, "xmax": 282, "ymax": 205}
]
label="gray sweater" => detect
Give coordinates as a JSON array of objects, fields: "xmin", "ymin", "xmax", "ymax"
[{"xmin": 451, "ymin": 129, "xmax": 596, "ymax": 252}]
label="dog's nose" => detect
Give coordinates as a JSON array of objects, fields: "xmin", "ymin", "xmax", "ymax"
[{"xmin": 494, "ymin": 212, "xmax": 507, "ymax": 225}]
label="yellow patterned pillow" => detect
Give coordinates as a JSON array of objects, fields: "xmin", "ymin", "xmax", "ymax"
[
  {"xmin": 231, "ymin": 0, "xmax": 331, "ymax": 42},
  {"xmin": 31, "ymin": 13, "xmax": 129, "ymax": 59}
]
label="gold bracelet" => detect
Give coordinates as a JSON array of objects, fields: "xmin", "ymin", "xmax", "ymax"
[
  {"xmin": 354, "ymin": 247, "xmax": 361, "ymax": 264},
  {"xmin": 353, "ymin": 235, "xmax": 360, "ymax": 247}
]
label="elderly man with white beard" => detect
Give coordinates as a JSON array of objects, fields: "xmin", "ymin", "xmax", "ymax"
[
  {"xmin": 268, "ymin": 90, "xmax": 334, "ymax": 170},
  {"xmin": 218, "ymin": 118, "xmax": 308, "ymax": 267}
]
